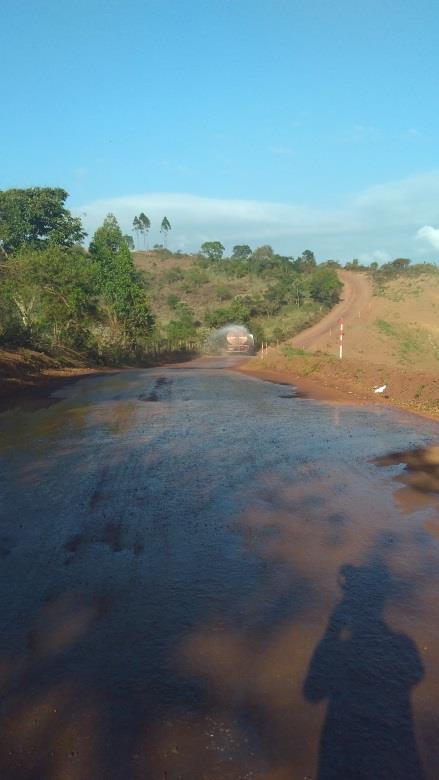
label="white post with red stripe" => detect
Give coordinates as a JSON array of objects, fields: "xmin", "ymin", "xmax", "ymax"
[{"xmin": 339, "ymin": 318, "xmax": 344, "ymax": 359}]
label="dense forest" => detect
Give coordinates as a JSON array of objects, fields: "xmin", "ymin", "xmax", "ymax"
[{"xmin": 1, "ymin": 187, "xmax": 435, "ymax": 365}]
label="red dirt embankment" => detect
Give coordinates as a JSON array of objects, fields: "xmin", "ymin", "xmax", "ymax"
[
  {"xmin": 0, "ymin": 348, "xmax": 102, "ymax": 401},
  {"xmin": 237, "ymin": 351, "xmax": 439, "ymax": 420},
  {"xmin": 237, "ymin": 271, "xmax": 439, "ymax": 420}
]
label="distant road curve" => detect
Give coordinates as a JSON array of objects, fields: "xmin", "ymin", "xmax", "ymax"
[{"xmin": 291, "ymin": 271, "xmax": 372, "ymax": 351}]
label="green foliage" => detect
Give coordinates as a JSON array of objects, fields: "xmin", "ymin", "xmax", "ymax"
[
  {"xmin": 0, "ymin": 188, "xmax": 85, "ymax": 255},
  {"xmin": 248, "ymin": 319, "xmax": 265, "ymax": 349},
  {"xmin": 344, "ymin": 258, "xmax": 365, "ymax": 271},
  {"xmin": 251, "ymin": 245, "xmax": 273, "ymax": 261},
  {"xmin": 204, "ymin": 296, "xmax": 251, "ymax": 328},
  {"xmin": 220, "ymin": 259, "xmax": 250, "ymax": 278},
  {"xmin": 392, "ymin": 258, "xmax": 411, "ymax": 270},
  {"xmin": 160, "ymin": 216, "xmax": 172, "ymax": 247},
  {"xmin": 374, "ymin": 318, "xmax": 431, "ymax": 364},
  {"xmin": 308, "ymin": 267, "xmax": 342, "ymax": 306},
  {"xmin": 369, "ymin": 258, "xmax": 437, "ymax": 291},
  {"xmin": 0, "ymin": 193, "xmax": 353, "ymax": 364},
  {"xmin": 265, "ymin": 275, "xmax": 306, "ymax": 309},
  {"xmin": 290, "ymin": 250, "xmax": 317, "ymax": 273},
  {"xmin": 249, "ymin": 250, "xmax": 293, "ymax": 277},
  {"xmin": 89, "ymin": 214, "xmax": 154, "ymax": 348},
  {"xmin": 163, "ymin": 266, "xmax": 184, "ymax": 283},
  {"xmin": 139, "ymin": 213, "xmax": 150, "ymax": 232},
  {"xmin": 321, "ymin": 259, "xmax": 341, "ymax": 269},
  {"xmin": 167, "ymin": 293, "xmax": 180, "ymax": 309},
  {"xmin": 281, "ymin": 345, "xmax": 308, "ymax": 358},
  {"xmin": 132, "ymin": 216, "xmax": 140, "ymax": 244},
  {"xmin": 376, "ymin": 318, "xmax": 396, "ymax": 336},
  {"xmin": 194, "ymin": 255, "xmax": 210, "ymax": 269},
  {"xmin": 183, "ymin": 268, "xmax": 209, "ymax": 288},
  {"xmin": 215, "ymin": 285, "xmax": 233, "ymax": 301},
  {"xmin": 123, "ymin": 234, "xmax": 135, "ymax": 250},
  {"xmin": 231, "ymin": 244, "xmax": 252, "ymax": 260},
  {"xmin": 165, "ymin": 302, "xmax": 197, "ymax": 341},
  {"xmin": 1, "ymin": 246, "xmax": 97, "ymax": 350},
  {"xmin": 200, "ymin": 241, "xmax": 225, "ymax": 262}
]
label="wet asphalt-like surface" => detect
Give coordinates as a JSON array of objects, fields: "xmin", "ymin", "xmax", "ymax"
[{"xmin": 0, "ymin": 357, "xmax": 438, "ymax": 779}]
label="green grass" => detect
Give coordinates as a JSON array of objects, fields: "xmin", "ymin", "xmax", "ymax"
[
  {"xmin": 281, "ymin": 345, "xmax": 309, "ymax": 358},
  {"xmin": 375, "ymin": 319, "xmax": 429, "ymax": 364},
  {"xmin": 376, "ymin": 319, "xmax": 397, "ymax": 336}
]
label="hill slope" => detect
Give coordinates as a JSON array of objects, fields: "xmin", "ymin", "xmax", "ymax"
[
  {"xmin": 291, "ymin": 271, "xmax": 371, "ymax": 352},
  {"xmin": 133, "ymin": 249, "xmax": 339, "ymax": 344},
  {"xmin": 238, "ymin": 268, "xmax": 439, "ymax": 418},
  {"xmin": 293, "ymin": 271, "xmax": 439, "ymax": 372}
]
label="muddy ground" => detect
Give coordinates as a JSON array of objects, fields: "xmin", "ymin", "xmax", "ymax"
[
  {"xmin": 0, "ymin": 359, "xmax": 438, "ymax": 778},
  {"xmin": 238, "ymin": 350, "xmax": 439, "ymax": 420}
]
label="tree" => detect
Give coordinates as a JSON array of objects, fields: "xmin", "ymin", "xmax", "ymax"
[
  {"xmin": 139, "ymin": 213, "xmax": 150, "ymax": 249},
  {"xmin": 392, "ymin": 258, "xmax": 411, "ymax": 270},
  {"xmin": 200, "ymin": 241, "xmax": 225, "ymax": 262},
  {"xmin": 1, "ymin": 245, "xmax": 97, "ymax": 349},
  {"xmin": 251, "ymin": 245, "xmax": 274, "ymax": 261},
  {"xmin": 321, "ymin": 259, "xmax": 341, "ymax": 269},
  {"xmin": 90, "ymin": 214, "xmax": 154, "ymax": 348},
  {"xmin": 308, "ymin": 268, "xmax": 342, "ymax": 306},
  {"xmin": 293, "ymin": 249, "xmax": 316, "ymax": 273},
  {"xmin": 132, "ymin": 216, "xmax": 141, "ymax": 248},
  {"xmin": 160, "ymin": 216, "xmax": 172, "ymax": 247},
  {"xmin": 344, "ymin": 258, "xmax": 360, "ymax": 270},
  {"xmin": 123, "ymin": 234, "xmax": 135, "ymax": 250},
  {"xmin": 231, "ymin": 244, "xmax": 252, "ymax": 261},
  {"xmin": 0, "ymin": 188, "xmax": 85, "ymax": 256}
]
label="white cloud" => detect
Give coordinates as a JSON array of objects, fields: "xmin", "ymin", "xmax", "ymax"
[
  {"xmin": 74, "ymin": 170, "xmax": 439, "ymax": 262},
  {"xmin": 358, "ymin": 250, "xmax": 390, "ymax": 264},
  {"xmin": 416, "ymin": 225, "xmax": 439, "ymax": 250}
]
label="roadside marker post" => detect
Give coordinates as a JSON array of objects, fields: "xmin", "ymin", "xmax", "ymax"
[{"xmin": 339, "ymin": 318, "xmax": 344, "ymax": 359}]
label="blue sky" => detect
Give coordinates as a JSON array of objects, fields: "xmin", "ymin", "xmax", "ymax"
[{"xmin": 2, "ymin": 0, "xmax": 439, "ymax": 260}]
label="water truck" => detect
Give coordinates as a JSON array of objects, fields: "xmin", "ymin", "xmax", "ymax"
[{"xmin": 226, "ymin": 329, "xmax": 254, "ymax": 354}]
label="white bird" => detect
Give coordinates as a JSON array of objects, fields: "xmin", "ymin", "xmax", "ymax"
[{"xmin": 373, "ymin": 384, "xmax": 387, "ymax": 394}]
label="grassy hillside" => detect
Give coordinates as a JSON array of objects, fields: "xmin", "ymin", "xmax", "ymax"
[
  {"xmin": 312, "ymin": 270, "xmax": 439, "ymax": 372},
  {"xmin": 133, "ymin": 248, "xmax": 338, "ymax": 347},
  {"xmin": 239, "ymin": 266, "xmax": 439, "ymax": 418}
]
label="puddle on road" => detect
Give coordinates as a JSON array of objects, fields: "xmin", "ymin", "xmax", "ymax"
[
  {"xmin": 0, "ymin": 369, "xmax": 438, "ymax": 778},
  {"xmin": 374, "ymin": 445, "xmax": 439, "ymax": 536}
]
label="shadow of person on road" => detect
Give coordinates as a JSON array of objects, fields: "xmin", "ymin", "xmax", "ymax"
[{"xmin": 304, "ymin": 560, "xmax": 425, "ymax": 779}]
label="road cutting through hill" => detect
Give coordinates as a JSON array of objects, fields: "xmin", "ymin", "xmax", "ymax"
[{"xmin": 291, "ymin": 270, "xmax": 372, "ymax": 351}]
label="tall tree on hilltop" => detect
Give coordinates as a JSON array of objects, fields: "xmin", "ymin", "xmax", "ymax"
[
  {"xmin": 200, "ymin": 241, "xmax": 225, "ymax": 262},
  {"xmin": 295, "ymin": 249, "xmax": 316, "ymax": 272},
  {"xmin": 139, "ymin": 213, "xmax": 150, "ymax": 249},
  {"xmin": 231, "ymin": 245, "xmax": 252, "ymax": 261},
  {"xmin": 160, "ymin": 216, "xmax": 171, "ymax": 248},
  {"xmin": 132, "ymin": 216, "xmax": 141, "ymax": 249}
]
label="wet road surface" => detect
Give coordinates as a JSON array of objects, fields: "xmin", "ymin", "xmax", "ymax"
[{"xmin": 0, "ymin": 358, "xmax": 438, "ymax": 779}]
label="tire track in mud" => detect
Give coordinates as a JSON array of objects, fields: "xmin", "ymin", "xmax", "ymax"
[
  {"xmin": 64, "ymin": 375, "xmax": 177, "ymax": 564},
  {"xmin": 138, "ymin": 375, "xmax": 173, "ymax": 402}
]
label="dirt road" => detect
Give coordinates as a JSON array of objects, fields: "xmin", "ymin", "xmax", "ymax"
[
  {"xmin": 291, "ymin": 270, "xmax": 372, "ymax": 351},
  {"xmin": 0, "ymin": 361, "xmax": 438, "ymax": 778}
]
